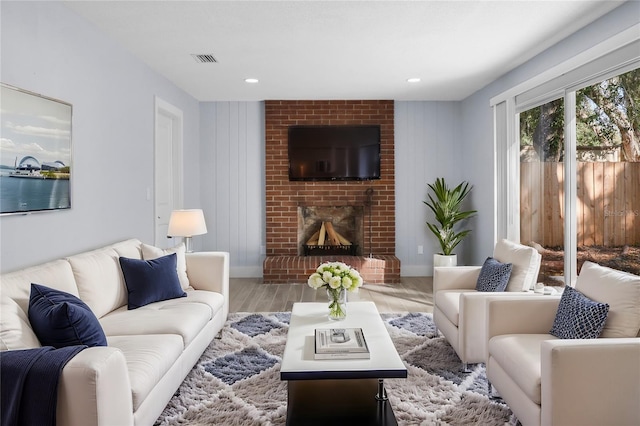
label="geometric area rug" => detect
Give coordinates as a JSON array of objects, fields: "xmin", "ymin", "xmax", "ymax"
[{"xmin": 155, "ymin": 312, "xmax": 515, "ymax": 425}]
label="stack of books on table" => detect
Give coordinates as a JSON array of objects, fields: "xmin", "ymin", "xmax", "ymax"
[{"xmin": 314, "ymin": 328, "xmax": 370, "ymax": 360}]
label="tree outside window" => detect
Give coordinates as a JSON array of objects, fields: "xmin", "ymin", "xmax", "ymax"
[{"xmin": 520, "ymin": 68, "xmax": 639, "ymax": 284}]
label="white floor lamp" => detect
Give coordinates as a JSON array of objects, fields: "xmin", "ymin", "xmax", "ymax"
[{"xmin": 167, "ymin": 209, "xmax": 208, "ymax": 253}]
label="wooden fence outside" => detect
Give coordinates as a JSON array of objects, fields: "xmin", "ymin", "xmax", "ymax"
[{"xmin": 520, "ymin": 162, "xmax": 640, "ymax": 247}]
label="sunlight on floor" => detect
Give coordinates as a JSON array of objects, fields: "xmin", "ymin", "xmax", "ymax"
[{"xmin": 229, "ymin": 277, "xmax": 434, "ymax": 314}]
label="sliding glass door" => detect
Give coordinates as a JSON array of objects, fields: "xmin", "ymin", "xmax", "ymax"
[
  {"xmin": 518, "ymin": 68, "xmax": 639, "ymax": 285},
  {"xmin": 575, "ymin": 69, "xmax": 639, "ymax": 275},
  {"xmin": 519, "ymin": 98, "xmax": 565, "ymax": 285}
]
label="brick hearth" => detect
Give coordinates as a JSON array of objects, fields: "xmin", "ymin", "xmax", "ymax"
[
  {"xmin": 263, "ymin": 255, "xmax": 400, "ymax": 284},
  {"xmin": 263, "ymin": 100, "xmax": 400, "ymax": 284}
]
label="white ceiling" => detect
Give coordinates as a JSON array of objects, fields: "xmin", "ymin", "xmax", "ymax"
[{"xmin": 63, "ymin": 1, "xmax": 624, "ymax": 101}]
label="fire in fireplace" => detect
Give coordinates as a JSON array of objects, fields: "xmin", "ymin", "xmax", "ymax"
[
  {"xmin": 303, "ymin": 221, "xmax": 359, "ymax": 256},
  {"xmin": 297, "ymin": 205, "xmax": 364, "ymax": 256}
]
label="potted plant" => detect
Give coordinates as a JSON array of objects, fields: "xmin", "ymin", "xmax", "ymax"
[{"xmin": 423, "ymin": 177, "xmax": 477, "ymax": 267}]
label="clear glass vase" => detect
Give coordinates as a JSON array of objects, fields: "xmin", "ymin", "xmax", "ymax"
[{"xmin": 327, "ymin": 287, "xmax": 347, "ymax": 320}]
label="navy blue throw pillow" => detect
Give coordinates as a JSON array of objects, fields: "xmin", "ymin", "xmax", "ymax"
[
  {"xmin": 475, "ymin": 257, "xmax": 513, "ymax": 292},
  {"xmin": 28, "ymin": 283, "xmax": 108, "ymax": 348},
  {"xmin": 550, "ymin": 286, "xmax": 609, "ymax": 339},
  {"xmin": 119, "ymin": 253, "xmax": 186, "ymax": 310}
]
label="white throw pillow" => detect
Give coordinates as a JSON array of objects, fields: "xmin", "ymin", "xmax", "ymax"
[
  {"xmin": 67, "ymin": 247, "xmax": 128, "ymax": 318},
  {"xmin": 141, "ymin": 243, "xmax": 190, "ymax": 290},
  {"xmin": 576, "ymin": 261, "xmax": 640, "ymax": 338},
  {"xmin": 493, "ymin": 239, "xmax": 541, "ymax": 292},
  {"xmin": 0, "ymin": 296, "xmax": 42, "ymax": 350}
]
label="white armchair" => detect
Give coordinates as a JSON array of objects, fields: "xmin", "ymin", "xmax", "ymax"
[
  {"xmin": 486, "ymin": 261, "xmax": 640, "ymax": 426},
  {"xmin": 433, "ymin": 239, "xmax": 542, "ymax": 370}
]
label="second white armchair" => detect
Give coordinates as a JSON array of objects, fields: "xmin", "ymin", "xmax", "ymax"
[
  {"xmin": 485, "ymin": 261, "xmax": 640, "ymax": 426},
  {"xmin": 433, "ymin": 239, "xmax": 542, "ymax": 370}
]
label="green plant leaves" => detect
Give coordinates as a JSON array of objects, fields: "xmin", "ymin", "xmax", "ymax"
[{"xmin": 424, "ymin": 177, "xmax": 477, "ymax": 255}]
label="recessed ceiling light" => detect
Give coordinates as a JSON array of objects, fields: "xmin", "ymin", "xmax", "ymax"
[
  {"xmin": 245, "ymin": 78, "xmax": 259, "ymax": 84},
  {"xmin": 407, "ymin": 78, "xmax": 421, "ymax": 83}
]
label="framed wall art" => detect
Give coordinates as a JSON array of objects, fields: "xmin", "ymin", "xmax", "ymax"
[{"xmin": 0, "ymin": 83, "xmax": 72, "ymax": 215}]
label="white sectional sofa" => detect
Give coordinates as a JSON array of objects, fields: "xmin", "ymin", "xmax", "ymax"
[{"xmin": 0, "ymin": 239, "xmax": 229, "ymax": 426}]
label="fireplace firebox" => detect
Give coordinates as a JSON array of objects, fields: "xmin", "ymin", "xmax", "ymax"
[{"xmin": 298, "ymin": 206, "xmax": 364, "ymax": 256}]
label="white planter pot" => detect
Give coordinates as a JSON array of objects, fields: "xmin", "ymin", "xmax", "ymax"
[{"xmin": 434, "ymin": 254, "xmax": 457, "ymax": 267}]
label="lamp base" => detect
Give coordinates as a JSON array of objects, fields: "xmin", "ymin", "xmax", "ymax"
[{"xmin": 184, "ymin": 237, "xmax": 194, "ymax": 253}]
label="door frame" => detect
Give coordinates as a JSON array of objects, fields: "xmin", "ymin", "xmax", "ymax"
[{"xmin": 154, "ymin": 96, "xmax": 184, "ymax": 247}]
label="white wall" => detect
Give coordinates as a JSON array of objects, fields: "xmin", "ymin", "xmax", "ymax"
[
  {"xmin": 457, "ymin": 90, "xmax": 494, "ymax": 266},
  {"xmin": 199, "ymin": 102, "xmax": 265, "ymax": 277},
  {"xmin": 459, "ymin": 0, "xmax": 639, "ymax": 266},
  {"xmin": 2, "ymin": 0, "xmax": 458, "ymax": 278},
  {"xmin": 0, "ymin": 1, "xmax": 200, "ymax": 272},
  {"xmin": 198, "ymin": 100, "xmax": 465, "ymax": 277},
  {"xmin": 395, "ymin": 101, "xmax": 466, "ymax": 275}
]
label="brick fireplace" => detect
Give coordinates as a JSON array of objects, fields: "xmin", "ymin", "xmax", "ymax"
[{"xmin": 263, "ymin": 100, "xmax": 400, "ymax": 284}]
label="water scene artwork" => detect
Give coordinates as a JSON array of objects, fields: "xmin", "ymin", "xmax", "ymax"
[{"xmin": 0, "ymin": 84, "xmax": 72, "ymax": 215}]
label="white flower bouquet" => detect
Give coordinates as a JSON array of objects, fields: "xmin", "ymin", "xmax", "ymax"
[
  {"xmin": 307, "ymin": 261, "xmax": 364, "ymax": 292},
  {"xmin": 308, "ymin": 261, "xmax": 363, "ymax": 320}
]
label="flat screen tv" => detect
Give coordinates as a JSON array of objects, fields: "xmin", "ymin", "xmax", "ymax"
[{"xmin": 288, "ymin": 125, "xmax": 381, "ymax": 181}]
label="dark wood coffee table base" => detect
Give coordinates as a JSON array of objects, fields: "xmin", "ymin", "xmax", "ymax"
[{"xmin": 286, "ymin": 378, "xmax": 397, "ymax": 426}]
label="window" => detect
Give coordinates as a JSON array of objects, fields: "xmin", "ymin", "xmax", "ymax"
[
  {"xmin": 493, "ymin": 32, "xmax": 640, "ymax": 285},
  {"xmin": 574, "ymin": 70, "xmax": 639, "ymax": 274},
  {"xmin": 519, "ymin": 98, "xmax": 566, "ymax": 285},
  {"xmin": 516, "ymin": 69, "xmax": 639, "ymax": 285}
]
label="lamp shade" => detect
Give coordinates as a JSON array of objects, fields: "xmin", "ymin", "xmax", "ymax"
[{"xmin": 167, "ymin": 209, "xmax": 208, "ymax": 237}]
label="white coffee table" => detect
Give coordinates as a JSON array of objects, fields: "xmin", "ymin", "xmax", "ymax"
[{"xmin": 280, "ymin": 301, "xmax": 407, "ymax": 425}]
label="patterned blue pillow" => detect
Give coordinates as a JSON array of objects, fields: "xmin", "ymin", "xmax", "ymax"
[
  {"xmin": 475, "ymin": 257, "xmax": 513, "ymax": 292},
  {"xmin": 550, "ymin": 286, "xmax": 609, "ymax": 339}
]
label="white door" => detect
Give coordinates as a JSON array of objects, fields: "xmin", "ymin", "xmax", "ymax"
[{"xmin": 154, "ymin": 98, "xmax": 183, "ymax": 248}]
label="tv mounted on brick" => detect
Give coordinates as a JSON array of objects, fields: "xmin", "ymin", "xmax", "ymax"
[{"xmin": 288, "ymin": 125, "xmax": 381, "ymax": 181}]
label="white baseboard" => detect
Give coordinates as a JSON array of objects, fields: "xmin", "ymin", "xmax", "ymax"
[
  {"xmin": 400, "ymin": 264, "xmax": 432, "ymax": 277},
  {"xmin": 230, "ymin": 266, "xmax": 262, "ymax": 278}
]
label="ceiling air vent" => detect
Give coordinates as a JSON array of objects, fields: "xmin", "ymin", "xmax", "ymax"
[{"xmin": 191, "ymin": 54, "xmax": 217, "ymax": 63}]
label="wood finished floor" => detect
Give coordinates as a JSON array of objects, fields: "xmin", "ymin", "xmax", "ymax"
[{"xmin": 229, "ymin": 277, "xmax": 434, "ymax": 314}]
